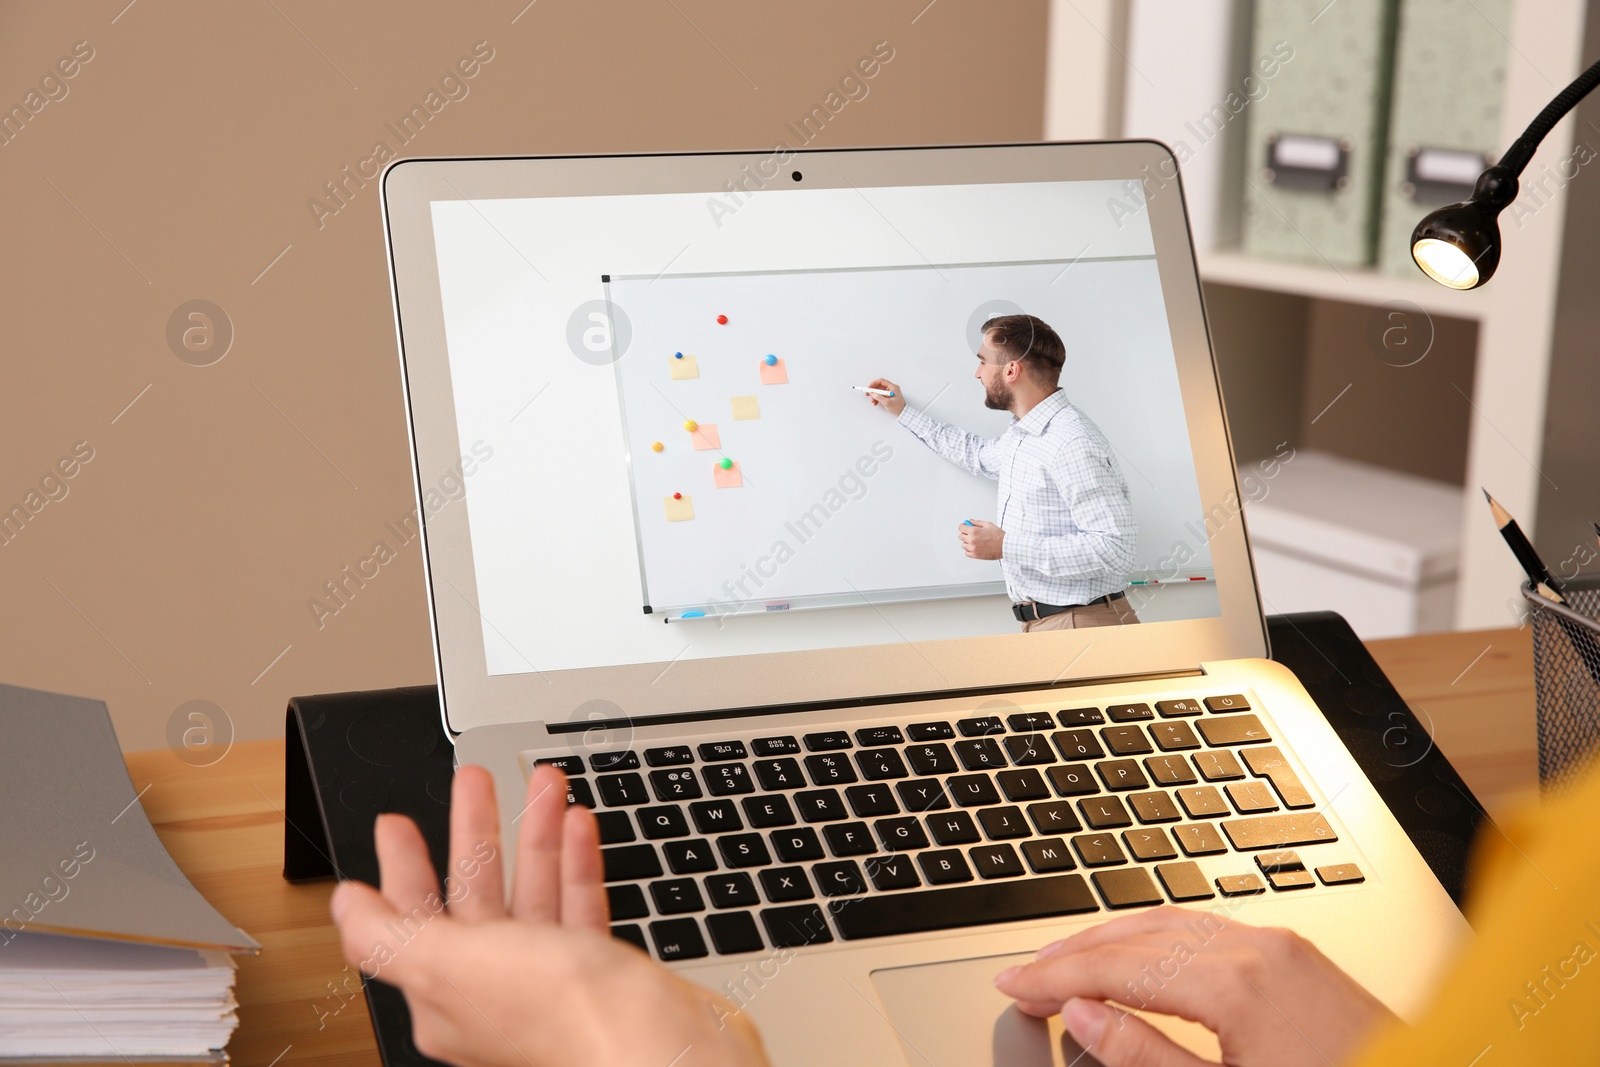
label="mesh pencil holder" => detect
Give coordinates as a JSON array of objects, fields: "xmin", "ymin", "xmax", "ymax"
[{"xmin": 1521, "ymin": 577, "xmax": 1600, "ymax": 794}]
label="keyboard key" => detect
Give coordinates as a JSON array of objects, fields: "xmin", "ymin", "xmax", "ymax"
[
  {"xmin": 906, "ymin": 721, "xmax": 955, "ymax": 741},
  {"xmin": 1150, "ymin": 722, "xmax": 1201, "ymax": 751},
  {"xmin": 845, "ymin": 784, "xmax": 899, "ymax": 818},
  {"xmin": 1093, "ymin": 868, "xmax": 1163, "ymax": 908},
  {"xmin": 1226, "ymin": 781, "xmax": 1280, "ymax": 815},
  {"xmin": 1079, "ymin": 795, "xmax": 1132, "ymax": 830},
  {"xmin": 649, "ymin": 917, "xmax": 708, "ymax": 960},
  {"xmin": 970, "ymin": 843, "xmax": 1025, "ymax": 878},
  {"xmin": 1122, "ymin": 827, "xmax": 1178, "ymax": 862},
  {"xmin": 1173, "ymin": 823, "xmax": 1228, "ymax": 856},
  {"xmin": 1193, "ymin": 751, "xmax": 1245, "ymax": 781},
  {"xmin": 590, "ymin": 750, "xmax": 640, "ymax": 772},
  {"xmin": 1008, "ymin": 712, "xmax": 1057, "ymax": 732},
  {"xmin": 1105, "ymin": 703, "xmax": 1155, "ymax": 723},
  {"xmin": 649, "ymin": 768, "xmax": 702, "ymax": 802},
  {"xmin": 1128, "ymin": 790, "xmax": 1181, "ymax": 824},
  {"xmin": 565, "ymin": 778, "xmax": 596, "ymax": 808},
  {"xmin": 535, "ymin": 755, "xmax": 585, "ymax": 775},
  {"xmin": 761, "ymin": 904, "xmax": 834, "ymax": 947},
  {"xmin": 855, "ymin": 726, "xmax": 904, "ymax": 747},
  {"xmin": 875, "ymin": 817, "xmax": 930, "ymax": 851},
  {"xmin": 1021, "ymin": 837, "xmax": 1076, "ymax": 873},
  {"xmin": 689, "ymin": 799, "xmax": 742, "ymax": 834},
  {"xmin": 1205, "ymin": 694, "xmax": 1251, "ymax": 713},
  {"xmin": 1144, "ymin": 755, "xmax": 1198, "ymax": 786},
  {"xmin": 906, "ymin": 743, "xmax": 957, "ymax": 776},
  {"xmin": 1052, "ymin": 729, "xmax": 1105, "ymax": 761},
  {"xmin": 1073, "ymin": 833, "xmax": 1127, "ymax": 867},
  {"xmin": 866, "ymin": 854, "xmax": 922, "ymax": 890},
  {"xmin": 956, "ymin": 738, "xmax": 1007, "ymax": 771},
  {"xmin": 662, "ymin": 839, "xmax": 717, "ymax": 874},
  {"xmin": 752, "ymin": 757, "xmax": 805, "ymax": 791},
  {"xmin": 958, "ymin": 716, "xmax": 1006, "ymax": 736},
  {"xmin": 603, "ymin": 843, "xmax": 662, "ymax": 882},
  {"xmin": 1096, "ymin": 759, "xmax": 1149, "ymax": 791},
  {"xmin": 1001, "ymin": 734, "xmax": 1057, "ymax": 766},
  {"xmin": 704, "ymin": 763, "xmax": 756, "ymax": 796},
  {"xmin": 823, "ymin": 822, "xmax": 877, "ymax": 856},
  {"xmin": 814, "ymin": 860, "xmax": 867, "ymax": 896},
  {"xmin": 645, "ymin": 746, "xmax": 694, "ymax": 767},
  {"xmin": 1216, "ymin": 872, "xmax": 1266, "ymax": 896},
  {"xmin": 598, "ymin": 772, "xmax": 649, "ymax": 807},
  {"xmin": 926, "ymin": 810, "xmax": 982, "ymax": 846},
  {"xmin": 829, "ymin": 874, "xmax": 1099, "ymax": 940},
  {"xmin": 1057, "ymin": 708, "xmax": 1105, "ymax": 726},
  {"xmin": 1268, "ymin": 869, "xmax": 1316, "ymax": 891},
  {"xmin": 804, "ymin": 731, "xmax": 853, "ymax": 751},
  {"xmin": 896, "ymin": 779, "xmax": 950, "ymax": 812},
  {"xmin": 1155, "ymin": 699, "xmax": 1204, "ymax": 717},
  {"xmin": 698, "ymin": 741, "xmax": 747, "ymax": 762},
  {"xmin": 947, "ymin": 774, "xmax": 1001, "ymax": 807},
  {"xmin": 1047, "ymin": 764, "xmax": 1100, "ymax": 797},
  {"xmin": 706, "ymin": 872, "xmax": 759, "ymax": 908},
  {"xmin": 608, "ymin": 884, "xmax": 648, "ymax": 920},
  {"xmin": 1176, "ymin": 786, "xmax": 1229, "ymax": 818},
  {"xmin": 1197, "ymin": 715, "xmax": 1271, "ymax": 747},
  {"xmin": 760, "ymin": 866, "xmax": 814, "ymax": 902},
  {"xmin": 638, "ymin": 805, "xmax": 690, "ymax": 839},
  {"xmin": 1101, "ymin": 726, "xmax": 1153, "ymax": 756},
  {"xmin": 805, "ymin": 753, "xmax": 857, "ymax": 786},
  {"xmin": 856, "ymin": 748, "xmax": 909, "ymax": 781},
  {"xmin": 977, "ymin": 806, "xmax": 1032, "ymax": 840},
  {"xmin": 918, "ymin": 849, "xmax": 973, "ymax": 884},
  {"xmin": 649, "ymin": 878, "xmax": 705, "ymax": 914},
  {"xmin": 1155, "ymin": 861, "xmax": 1214, "ymax": 902},
  {"xmin": 596, "ymin": 810, "xmax": 635, "ymax": 845},
  {"xmin": 1026, "ymin": 800, "xmax": 1082, "ymax": 835},
  {"xmin": 795, "ymin": 789, "xmax": 847, "ymax": 822},
  {"xmin": 1316, "ymin": 863, "xmax": 1365, "ymax": 886},
  {"xmin": 717, "ymin": 833, "xmax": 772, "ymax": 867},
  {"xmin": 1241, "ymin": 747, "xmax": 1316, "ymax": 809},
  {"xmin": 612, "ymin": 924, "xmax": 647, "ymax": 952},
  {"xmin": 1220, "ymin": 812, "xmax": 1338, "ymax": 851},
  {"xmin": 1255, "ymin": 850, "xmax": 1303, "ymax": 874},
  {"xmin": 997, "ymin": 768, "xmax": 1050, "ymax": 802},
  {"xmin": 771, "ymin": 826, "xmax": 824, "ymax": 862},
  {"xmin": 705, "ymin": 911, "xmax": 764, "ymax": 954},
  {"xmin": 741, "ymin": 794, "xmax": 796, "ymax": 828},
  {"xmin": 752, "ymin": 735, "xmax": 801, "ymax": 756}
]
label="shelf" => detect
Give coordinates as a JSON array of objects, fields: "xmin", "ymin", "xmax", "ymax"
[{"xmin": 1197, "ymin": 249, "xmax": 1489, "ymax": 321}]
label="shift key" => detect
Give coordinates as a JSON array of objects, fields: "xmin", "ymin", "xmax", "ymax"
[
  {"xmin": 1241, "ymin": 746, "xmax": 1315, "ymax": 809},
  {"xmin": 1221, "ymin": 812, "xmax": 1336, "ymax": 851}
]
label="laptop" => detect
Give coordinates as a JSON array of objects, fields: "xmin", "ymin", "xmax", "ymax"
[{"xmin": 380, "ymin": 141, "xmax": 1467, "ymax": 1066}]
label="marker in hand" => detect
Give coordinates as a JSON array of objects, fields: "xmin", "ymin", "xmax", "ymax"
[
  {"xmin": 963, "ymin": 520, "xmax": 975, "ymax": 526},
  {"xmin": 852, "ymin": 385, "xmax": 895, "ymax": 397}
]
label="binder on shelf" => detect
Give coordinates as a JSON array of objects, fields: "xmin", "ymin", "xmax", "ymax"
[
  {"xmin": 1378, "ymin": 0, "xmax": 1511, "ymax": 276},
  {"xmin": 1240, "ymin": 0, "xmax": 1400, "ymax": 269}
]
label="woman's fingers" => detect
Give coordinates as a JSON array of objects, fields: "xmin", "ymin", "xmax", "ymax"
[
  {"xmin": 558, "ymin": 803, "xmax": 609, "ymax": 930},
  {"xmin": 510, "ymin": 763, "xmax": 569, "ymax": 922},
  {"xmin": 995, "ymin": 941, "xmax": 1232, "ymax": 1034},
  {"xmin": 331, "ymin": 878, "xmax": 405, "ymax": 977},
  {"xmin": 374, "ymin": 813, "xmax": 442, "ymax": 915},
  {"xmin": 1032, "ymin": 905, "xmax": 1220, "ymax": 963},
  {"xmin": 446, "ymin": 765, "xmax": 507, "ymax": 920},
  {"xmin": 1060, "ymin": 998, "xmax": 1218, "ymax": 1067}
]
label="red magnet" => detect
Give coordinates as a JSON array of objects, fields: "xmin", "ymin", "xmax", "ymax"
[
  {"xmin": 716, "ymin": 314, "xmax": 728, "ymax": 325},
  {"xmin": 673, "ymin": 492, "xmax": 682, "ymax": 499}
]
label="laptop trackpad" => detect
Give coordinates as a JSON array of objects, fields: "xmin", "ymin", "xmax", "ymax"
[{"xmin": 869, "ymin": 952, "xmax": 1220, "ymax": 1067}]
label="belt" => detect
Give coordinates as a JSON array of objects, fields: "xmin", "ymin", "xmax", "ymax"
[{"xmin": 1012, "ymin": 590, "xmax": 1125, "ymax": 622}]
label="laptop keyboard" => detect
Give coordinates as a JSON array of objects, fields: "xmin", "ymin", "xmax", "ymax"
[{"xmin": 529, "ymin": 692, "xmax": 1365, "ymax": 962}]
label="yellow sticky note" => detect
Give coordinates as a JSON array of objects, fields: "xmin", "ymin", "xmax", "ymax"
[
  {"xmin": 664, "ymin": 494, "xmax": 694, "ymax": 521},
  {"xmin": 669, "ymin": 354, "xmax": 699, "ymax": 380},
  {"xmin": 713, "ymin": 461, "xmax": 743, "ymax": 489},
  {"xmin": 690, "ymin": 423, "xmax": 721, "ymax": 450},
  {"xmin": 759, "ymin": 359, "xmax": 788, "ymax": 385},
  {"xmin": 730, "ymin": 396, "xmax": 760, "ymax": 421}
]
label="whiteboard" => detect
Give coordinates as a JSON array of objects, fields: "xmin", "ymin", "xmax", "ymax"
[{"xmin": 607, "ymin": 258, "xmax": 1209, "ymax": 617}]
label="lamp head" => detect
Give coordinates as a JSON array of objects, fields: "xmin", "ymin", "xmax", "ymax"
[{"xmin": 1410, "ymin": 165, "xmax": 1518, "ymax": 289}]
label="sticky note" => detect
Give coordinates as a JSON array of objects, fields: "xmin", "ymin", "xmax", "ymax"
[
  {"xmin": 690, "ymin": 423, "xmax": 720, "ymax": 450},
  {"xmin": 664, "ymin": 494, "xmax": 695, "ymax": 521},
  {"xmin": 759, "ymin": 359, "xmax": 789, "ymax": 385},
  {"xmin": 730, "ymin": 395, "xmax": 760, "ymax": 421},
  {"xmin": 713, "ymin": 461, "xmax": 743, "ymax": 488},
  {"xmin": 669, "ymin": 354, "xmax": 700, "ymax": 380}
]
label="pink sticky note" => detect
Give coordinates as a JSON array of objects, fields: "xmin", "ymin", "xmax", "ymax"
[
  {"xmin": 713, "ymin": 461, "xmax": 743, "ymax": 488},
  {"xmin": 691, "ymin": 423, "xmax": 721, "ymax": 450},
  {"xmin": 759, "ymin": 359, "xmax": 789, "ymax": 385}
]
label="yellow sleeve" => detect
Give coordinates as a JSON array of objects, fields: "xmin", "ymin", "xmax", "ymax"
[{"xmin": 1350, "ymin": 760, "xmax": 1600, "ymax": 1065}]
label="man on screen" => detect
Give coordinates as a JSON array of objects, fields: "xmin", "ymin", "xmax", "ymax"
[{"xmin": 867, "ymin": 314, "xmax": 1139, "ymax": 631}]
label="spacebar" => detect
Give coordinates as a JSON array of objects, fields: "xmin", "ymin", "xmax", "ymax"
[{"xmin": 829, "ymin": 875, "xmax": 1099, "ymax": 940}]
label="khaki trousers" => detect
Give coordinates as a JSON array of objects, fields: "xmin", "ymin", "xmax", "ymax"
[{"xmin": 1020, "ymin": 596, "xmax": 1141, "ymax": 632}]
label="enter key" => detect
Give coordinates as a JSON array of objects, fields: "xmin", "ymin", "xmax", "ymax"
[{"xmin": 1242, "ymin": 745, "xmax": 1316, "ymax": 809}]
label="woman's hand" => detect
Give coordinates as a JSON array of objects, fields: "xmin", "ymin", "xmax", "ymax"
[
  {"xmin": 993, "ymin": 905, "xmax": 1398, "ymax": 1067},
  {"xmin": 330, "ymin": 763, "xmax": 773, "ymax": 1067}
]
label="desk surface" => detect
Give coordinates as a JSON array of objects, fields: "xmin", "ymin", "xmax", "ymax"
[{"xmin": 125, "ymin": 626, "xmax": 1536, "ymax": 1067}]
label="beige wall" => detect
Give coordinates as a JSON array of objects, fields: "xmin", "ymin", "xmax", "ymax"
[{"xmin": 0, "ymin": 1, "xmax": 1050, "ymax": 752}]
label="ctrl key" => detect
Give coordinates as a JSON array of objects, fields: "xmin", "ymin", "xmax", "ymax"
[{"xmin": 649, "ymin": 917, "xmax": 709, "ymax": 961}]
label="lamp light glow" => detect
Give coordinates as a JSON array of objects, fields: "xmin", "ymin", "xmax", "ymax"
[{"xmin": 1412, "ymin": 238, "xmax": 1480, "ymax": 289}]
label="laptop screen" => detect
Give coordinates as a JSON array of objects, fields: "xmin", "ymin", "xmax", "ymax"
[{"xmin": 385, "ymin": 145, "xmax": 1268, "ymax": 731}]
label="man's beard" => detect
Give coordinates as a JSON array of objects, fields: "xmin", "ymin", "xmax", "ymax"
[{"xmin": 983, "ymin": 377, "xmax": 1013, "ymax": 411}]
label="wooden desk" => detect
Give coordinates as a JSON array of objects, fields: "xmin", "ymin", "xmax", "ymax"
[{"xmin": 125, "ymin": 626, "xmax": 1536, "ymax": 1067}]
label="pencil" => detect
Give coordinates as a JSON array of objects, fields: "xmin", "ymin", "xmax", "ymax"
[{"xmin": 1483, "ymin": 489, "xmax": 1564, "ymax": 603}]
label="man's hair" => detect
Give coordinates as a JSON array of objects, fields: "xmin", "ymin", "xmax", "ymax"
[{"xmin": 982, "ymin": 314, "xmax": 1065, "ymax": 384}]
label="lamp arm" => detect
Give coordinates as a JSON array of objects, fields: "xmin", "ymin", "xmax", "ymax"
[{"xmin": 1499, "ymin": 56, "xmax": 1600, "ymax": 175}]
